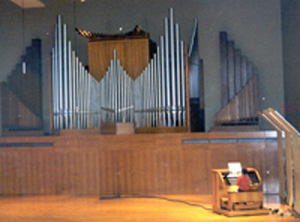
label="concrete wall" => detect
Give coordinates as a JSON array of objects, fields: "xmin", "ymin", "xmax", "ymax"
[
  {"xmin": 281, "ymin": 0, "xmax": 300, "ymax": 131},
  {"xmin": 0, "ymin": 0, "xmax": 283, "ymax": 132}
]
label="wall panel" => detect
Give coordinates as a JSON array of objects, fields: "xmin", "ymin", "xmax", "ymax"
[{"xmin": 0, "ymin": 131, "xmax": 279, "ymax": 196}]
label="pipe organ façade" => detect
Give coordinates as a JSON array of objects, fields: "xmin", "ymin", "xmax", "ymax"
[{"xmin": 51, "ymin": 8, "xmax": 188, "ymax": 131}]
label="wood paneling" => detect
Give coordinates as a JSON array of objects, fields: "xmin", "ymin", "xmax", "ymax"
[
  {"xmin": 0, "ymin": 131, "xmax": 279, "ymax": 196},
  {"xmin": 88, "ymin": 39, "xmax": 149, "ymax": 81}
]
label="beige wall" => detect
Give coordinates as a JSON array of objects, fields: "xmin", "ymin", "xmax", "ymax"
[{"xmin": 0, "ymin": 0, "xmax": 284, "ymax": 132}]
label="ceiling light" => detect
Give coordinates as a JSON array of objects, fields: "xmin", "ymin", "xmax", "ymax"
[{"xmin": 10, "ymin": 0, "xmax": 45, "ymax": 8}]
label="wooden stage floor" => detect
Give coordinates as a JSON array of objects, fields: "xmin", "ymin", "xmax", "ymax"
[{"xmin": 0, "ymin": 194, "xmax": 298, "ymax": 221}]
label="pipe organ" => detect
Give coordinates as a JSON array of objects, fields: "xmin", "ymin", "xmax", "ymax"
[
  {"xmin": 51, "ymin": 8, "xmax": 188, "ymax": 131},
  {"xmin": 212, "ymin": 32, "xmax": 259, "ymax": 129}
]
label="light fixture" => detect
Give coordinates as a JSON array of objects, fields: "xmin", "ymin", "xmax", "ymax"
[{"xmin": 10, "ymin": 0, "xmax": 45, "ymax": 8}]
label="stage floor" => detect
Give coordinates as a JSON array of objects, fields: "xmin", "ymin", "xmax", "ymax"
[{"xmin": 0, "ymin": 194, "xmax": 298, "ymax": 221}]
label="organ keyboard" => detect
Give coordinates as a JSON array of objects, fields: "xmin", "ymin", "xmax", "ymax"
[{"xmin": 211, "ymin": 168, "xmax": 269, "ymax": 216}]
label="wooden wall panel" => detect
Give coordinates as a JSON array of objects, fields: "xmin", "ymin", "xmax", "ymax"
[
  {"xmin": 210, "ymin": 143, "xmax": 238, "ymax": 170},
  {"xmin": 182, "ymin": 145, "xmax": 210, "ymax": 194},
  {"xmin": 264, "ymin": 142, "xmax": 280, "ymax": 194},
  {"xmin": 0, "ymin": 131, "xmax": 279, "ymax": 196},
  {"xmin": 88, "ymin": 39, "xmax": 149, "ymax": 81}
]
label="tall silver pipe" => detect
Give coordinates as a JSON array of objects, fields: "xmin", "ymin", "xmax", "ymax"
[
  {"xmin": 148, "ymin": 64, "xmax": 152, "ymax": 127},
  {"xmin": 90, "ymin": 77, "xmax": 95, "ymax": 128},
  {"xmin": 82, "ymin": 68, "xmax": 86, "ymax": 128},
  {"xmin": 106, "ymin": 69, "xmax": 110, "ymax": 122},
  {"xmin": 96, "ymin": 77, "xmax": 101, "ymax": 128},
  {"xmin": 71, "ymin": 51, "xmax": 76, "ymax": 128},
  {"xmin": 84, "ymin": 68, "xmax": 88, "ymax": 128},
  {"xmin": 108, "ymin": 64, "xmax": 113, "ymax": 122},
  {"xmin": 143, "ymin": 68, "xmax": 147, "ymax": 127},
  {"xmin": 135, "ymin": 74, "xmax": 142, "ymax": 127},
  {"xmin": 175, "ymin": 23, "xmax": 182, "ymax": 126},
  {"xmin": 153, "ymin": 54, "xmax": 158, "ymax": 126},
  {"xmin": 51, "ymin": 48, "xmax": 57, "ymax": 129},
  {"xmin": 75, "ymin": 57, "xmax": 79, "ymax": 128},
  {"xmin": 86, "ymin": 71, "xmax": 91, "ymax": 128},
  {"xmin": 113, "ymin": 51, "xmax": 117, "ymax": 122},
  {"xmin": 76, "ymin": 57, "xmax": 79, "ymax": 129},
  {"xmin": 133, "ymin": 76, "xmax": 138, "ymax": 126},
  {"xmin": 164, "ymin": 17, "xmax": 171, "ymax": 126},
  {"xmin": 144, "ymin": 69, "xmax": 148, "ymax": 127},
  {"xmin": 117, "ymin": 60, "xmax": 121, "ymax": 122},
  {"xmin": 160, "ymin": 37, "xmax": 166, "ymax": 127},
  {"xmin": 77, "ymin": 62, "xmax": 81, "ymax": 128},
  {"xmin": 124, "ymin": 72, "xmax": 128, "ymax": 122},
  {"xmin": 79, "ymin": 62, "xmax": 84, "ymax": 128},
  {"xmin": 130, "ymin": 75, "xmax": 134, "ymax": 122},
  {"xmin": 180, "ymin": 41, "xmax": 186, "ymax": 126},
  {"xmin": 149, "ymin": 61, "xmax": 153, "ymax": 126},
  {"xmin": 63, "ymin": 24, "xmax": 68, "ymax": 128},
  {"xmin": 80, "ymin": 68, "xmax": 84, "ymax": 128},
  {"xmin": 157, "ymin": 46, "xmax": 163, "ymax": 127},
  {"xmin": 108, "ymin": 68, "xmax": 111, "ymax": 122},
  {"xmin": 57, "ymin": 16, "xmax": 63, "ymax": 129},
  {"xmin": 169, "ymin": 8, "xmax": 177, "ymax": 126},
  {"xmin": 85, "ymin": 69, "xmax": 89, "ymax": 128},
  {"xmin": 68, "ymin": 41, "xmax": 73, "ymax": 129},
  {"xmin": 54, "ymin": 21, "xmax": 59, "ymax": 129},
  {"xmin": 53, "ymin": 27, "xmax": 57, "ymax": 129},
  {"xmin": 97, "ymin": 79, "xmax": 101, "ymax": 127},
  {"xmin": 102, "ymin": 70, "xmax": 106, "ymax": 123},
  {"xmin": 100, "ymin": 74, "xmax": 106, "ymax": 123},
  {"xmin": 147, "ymin": 66, "xmax": 150, "ymax": 127},
  {"xmin": 120, "ymin": 67, "xmax": 124, "ymax": 122},
  {"xmin": 122, "ymin": 72, "xmax": 125, "ymax": 122}
]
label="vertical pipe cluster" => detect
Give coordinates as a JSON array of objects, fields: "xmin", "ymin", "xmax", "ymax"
[
  {"xmin": 52, "ymin": 16, "xmax": 100, "ymax": 130},
  {"xmin": 134, "ymin": 8, "xmax": 186, "ymax": 128},
  {"xmin": 100, "ymin": 50, "xmax": 134, "ymax": 123},
  {"xmin": 219, "ymin": 31, "xmax": 258, "ymax": 105},
  {"xmin": 213, "ymin": 31, "xmax": 259, "ymax": 125},
  {"xmin": 52, "ymin": 8, "xmax": 187, "ymax": 130}
]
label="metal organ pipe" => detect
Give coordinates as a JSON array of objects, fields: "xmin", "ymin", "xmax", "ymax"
[
  {"xmin": 164, "ymin": 17, "xmax": 171, "ymax": 126},
  {"xmin": 175, "ymin": 24, "xmax": 181, "ymax": 125},
  {"xmin": 169, "ymin": 8, "xmax": 177, "ymax": 126},
  {"xmin": 160, "ymin": 37, "xmax": 166, "ymax": 127},
  {"xmin": 68, "ymin": 41, "xmax": 73, "ymax": 129},
  {"xmin": 51, "ymin": 48, "xmax": 57, "ymax": 129},
  {"xmin": 157, "ymin": 46, "xmax": 163, "ymax": 127},
  {"xmin": 57, "ymin": 16, "xmax": 63, "ymax": 129},
  {"xmin": 63, "ymin": 24, "xmax": 68, "ymax": 129},
  {"xmin": 180, "ymin": 41, "xmax": 186, "ymax": 126}
]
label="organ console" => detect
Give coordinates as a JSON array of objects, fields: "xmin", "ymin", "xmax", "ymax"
[{"xmin": 212, "ymin": 167, "xmax": 269, "ymax": 216}]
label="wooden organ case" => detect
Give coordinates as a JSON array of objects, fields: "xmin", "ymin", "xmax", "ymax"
[
  {"xmin": 211, "ymin": 168, "xmax": 269, "ymax": 216},
  {"xmin": 77, "ymin": 26, "xmax": 153, "ymax": 81}
]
